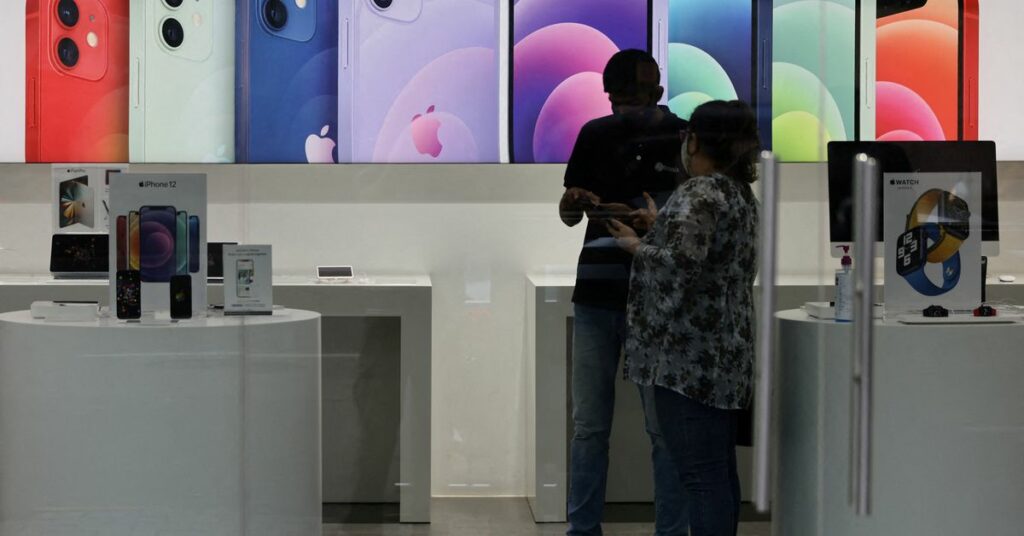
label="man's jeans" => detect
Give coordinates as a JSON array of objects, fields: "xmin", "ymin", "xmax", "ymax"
[
  {"xmin": 567, "ymin": 304, "xmax": 686, "ymax": 536},
  {"xmin": 654, "ymin": 386, "xmax": 741, "ymax": 536}
]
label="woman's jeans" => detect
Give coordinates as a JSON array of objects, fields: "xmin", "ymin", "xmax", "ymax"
[
  {"xmin": 567, "ymin": 304, "xmax": 686, "ymax": 536},
  {"xmin": 654, "ymin": 386, "xmax": 741, "ymax": 536}
]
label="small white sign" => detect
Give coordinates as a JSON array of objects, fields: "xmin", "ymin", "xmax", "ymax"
[
  {"xmin": 52, "ymin": 164, "xmax": 127, "ymax": 233},
  {"xmin": 224, "ymin": 245, "xmax": 273, "ymax": 315},
  {"xmin": 883, "ymin": 171, "xmax": 981, "ymax": 315}
]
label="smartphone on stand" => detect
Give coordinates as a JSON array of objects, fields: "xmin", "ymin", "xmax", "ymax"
[
  {"xmin": 236, "ymin": 0, "xmax": 338, "ymax": 163},
  {"xmin": 169, "ymin": 274, "xmax": 191, "ymax": 319},
  {"xmin": 116, "ymin": 269, "xmax": 141, "ymax": 319},
  {"xmin": 130, "ymin": 0, "xmax": 235, "ymax": 162},
  {"xmin": 510, "ymin": 0, "xmax": 650, "ymax": 163},
  {"xmin": 339, "ymin": 0, "xmax": 500, "ymax": 163},
  {"xmin": 661, "ymin": 0, "xmax": 772, "ymax": 146},
  {"xmin": 874, "ymin": 0, "xmax": 978, "ymax": 141},
  {"xmin": 236, "ymin": 259, "xmax": 254, "ymax": 298},
  {"xmin": 26, "ymin": 0, "xmax": 129, "ymax": 163}
]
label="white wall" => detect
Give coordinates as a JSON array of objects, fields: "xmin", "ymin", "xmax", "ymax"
[{"xmin": 2, "ymin": 161, "xmax": 1024, "ymax": 497}]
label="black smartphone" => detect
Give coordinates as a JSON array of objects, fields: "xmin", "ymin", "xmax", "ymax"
[
  {"xmin": 116, "ymin": 270, "xmax": 141, "ymax": 320},
  {"xmin": 170, "ymin": 275, "xmax": 192, "ymax": 320}
]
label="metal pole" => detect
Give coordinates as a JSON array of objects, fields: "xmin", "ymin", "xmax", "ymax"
[
  {"xmin": 851, "ymin": 154, "xmax": 877, "ymax": 516},
  {"xmin": 753, "ymin": 151, "xmax": 779, "ymax": 513}
]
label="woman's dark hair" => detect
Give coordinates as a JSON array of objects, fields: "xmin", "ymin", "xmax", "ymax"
[{"xmin": 687, "ymin": 100, "xmax": 762, "ymax": 183}]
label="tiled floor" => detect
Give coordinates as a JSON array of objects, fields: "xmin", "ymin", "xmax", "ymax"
[{"xmin": 324, "ymin": 499, "xmax": 772, "ymax": 535}]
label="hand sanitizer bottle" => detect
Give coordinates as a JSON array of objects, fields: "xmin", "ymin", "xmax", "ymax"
[{"xmin": 835, "ymin": 246, "xmax": 854, "ymax": 322}]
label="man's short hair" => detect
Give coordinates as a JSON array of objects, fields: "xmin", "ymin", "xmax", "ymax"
[{"xmin": 603, "ymin": 49, "xmax": 660, "ymax": 95}]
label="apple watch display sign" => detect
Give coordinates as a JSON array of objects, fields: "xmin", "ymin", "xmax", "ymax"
[{"xmin": 883, "ymin": 172, "xmax": 981, "ymax": 315}]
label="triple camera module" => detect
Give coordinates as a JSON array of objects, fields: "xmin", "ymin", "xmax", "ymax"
[
  {"xmin": 55, "ymin": 0, "xmax": 80, "ymax": 68},
  {"xmin": 161, "ymin": 0, "xmax": 186, "ymax": 49}
]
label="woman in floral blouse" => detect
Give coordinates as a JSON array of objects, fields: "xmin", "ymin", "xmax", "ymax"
[{"xmin": 607, "ymin": 100, "xmax": 760, "ymax": 536}]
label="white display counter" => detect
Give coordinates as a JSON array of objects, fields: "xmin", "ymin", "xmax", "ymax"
[
  {"xmin": 0, "ymin": 275, "xmax": 433, "ymax": 523},
  {"xmin": 775, "ymin": 309, "xmax": 1024, "ymax": 535},
  {"xmin": 524, "ymin": 274, "xmax": 1024, "ymax": 523},
  {"xmin": 0, "ymin": 309, "xmax": 321, "ymax": 536}
]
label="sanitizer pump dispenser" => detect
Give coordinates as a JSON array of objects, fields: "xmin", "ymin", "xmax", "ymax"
[{"xmin": 835, "ymin": 246, "xmax": 854, "ymax": 322}]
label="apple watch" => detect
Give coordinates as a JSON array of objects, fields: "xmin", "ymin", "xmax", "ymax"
[
  {"xmin": 896, "ymin": 223, "xmax": 961, "ymax": 296},
  {"xmin": 904, "ymin": 188, "xmax": 971, "ymax": 263}
]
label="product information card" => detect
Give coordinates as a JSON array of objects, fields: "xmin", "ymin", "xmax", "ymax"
[
  {"xmin": 223, "ymin": 245, "xmax": 273, "ymax": 316},
  {"xmin": 883, "ymin": 171, "xmax": 981, "ymax": 315}
]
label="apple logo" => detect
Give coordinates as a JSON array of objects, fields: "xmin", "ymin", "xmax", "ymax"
[
  {"xmin": 305, "ymin": 125, "xmax": 337, "ymax": 164},
  {"xmin": 411, "ymin": 105, "xmax": 443, "ymax": 158}
]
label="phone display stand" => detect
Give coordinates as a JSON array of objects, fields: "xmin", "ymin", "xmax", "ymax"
[{"xmin": 139, "ymin": 312, "xmax": 171, "ymax": 326}]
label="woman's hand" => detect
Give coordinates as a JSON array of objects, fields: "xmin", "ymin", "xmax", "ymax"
[
  {"xmin": 606, "ymin": 219, "xmax": 641, "ymax": 255},
  {"xmin": 628, "ymin": 192, "xmax": 659, "ymax": 232}
]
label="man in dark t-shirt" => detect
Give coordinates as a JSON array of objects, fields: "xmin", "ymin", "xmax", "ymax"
[{"xmin": 558, "ymin": 50, "xmax": 688, "ymax": 536}]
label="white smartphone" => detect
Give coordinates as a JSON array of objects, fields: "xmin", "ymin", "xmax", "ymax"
[{"xmin": 129, "ymin": 0, "xmax": 235, "ymax": 163}]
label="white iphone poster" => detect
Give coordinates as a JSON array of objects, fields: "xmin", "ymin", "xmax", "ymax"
[
  {"xmin": 223, "ymin": 245, "xmax": 273, "ymax": 315},
  {"xmin": 883, "ymin": 171, "xmax": 981, "ymax": 315},
  {"xmin": 107, "ymin": 173, "xmax": 207, "ymax": 318},
  {"xmin": 52, "ymin": 164, "xmax": 127, "ymax": 233}
]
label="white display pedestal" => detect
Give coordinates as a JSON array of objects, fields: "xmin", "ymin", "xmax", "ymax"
[
  {"xmin": 0, "ymin": 275, "xmax": 433, "ymax": 523},
  {"xmin": 0, "ymin": 309, "xmax": 321, "ymax": 536},
  {"xmin": 775, "ymin": 309, "xmax": 1024, "ymax": 535}
]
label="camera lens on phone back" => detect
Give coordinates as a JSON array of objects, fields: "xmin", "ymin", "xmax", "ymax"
[
  {"xmin": 264, "ymin": 0, "xmax": 289, "ymax": 30},
  {"xmin": 57, "ymin": 0, "xmax": 79, "ymax": 27},
  {"xmin": 162, "ymin": 18, "xmax": 185, "ymax": 48},
  {"xmin": 57, "ymin": 38, "xmax": 79, "ymax": 68}
]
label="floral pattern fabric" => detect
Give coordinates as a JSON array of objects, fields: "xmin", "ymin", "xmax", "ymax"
[{"xmin": 624, "ymin": 173, "xmax": 759, "ymax": 410}]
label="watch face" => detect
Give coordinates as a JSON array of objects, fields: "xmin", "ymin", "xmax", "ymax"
[
  {"xmin": 940, "ymin": 193, "xmax": 971, "ymax": 241},
  {"xmin": 896, "ymin": 227, "xmax": 928, "ymax": 277}
]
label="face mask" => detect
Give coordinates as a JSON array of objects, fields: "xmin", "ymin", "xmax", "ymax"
[{"xmin": 681, "ymin": 133, "xmax": 694, "ymax": 176}]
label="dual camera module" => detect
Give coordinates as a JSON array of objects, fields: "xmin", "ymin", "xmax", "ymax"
[{"xmin": 55, "ymin": 0, "xmax": 80, "ymax": 68}]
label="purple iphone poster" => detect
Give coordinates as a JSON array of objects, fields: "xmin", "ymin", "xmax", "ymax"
[
  {"xmin": 512, "ymin": 0, "xmax": 649, "ymax": 163},
  {"xmin": 339, "ymin": 0, "xmax": 500, "ymax": 163}
]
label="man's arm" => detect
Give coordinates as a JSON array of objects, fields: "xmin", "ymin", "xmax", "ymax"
[
  {"xmin": 559, "ymin": 187, "xmax": 600, "ymax": 227},
  {"xmin": 560, "ymin": 123, "xmax": 601, "ymax": 227}
]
